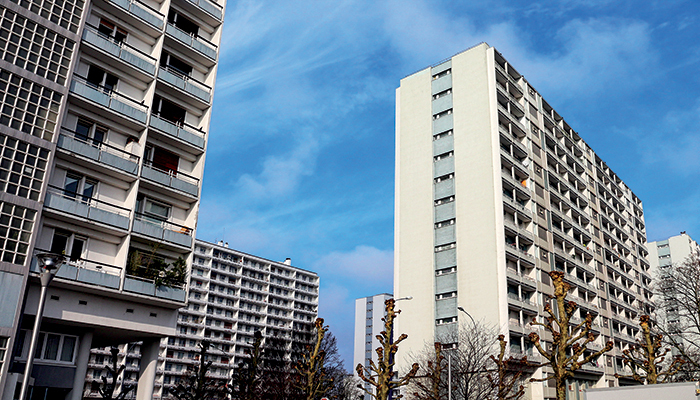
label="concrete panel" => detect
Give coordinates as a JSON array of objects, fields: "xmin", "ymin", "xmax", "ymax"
[
  {"xmin": 435, "ymin": 297, "xmax": 457, "ymax": 319},
  {"xmin": 0, "ymin": 271, "xmax": 23, "ymax": 327},
  {"xmin": 434, "ymin": 225, "xmax": 456, "ymax": 246},
  {"xmin": 45, "ymin": 193, "xmax": 89, "ymax": 218},
  {"xmin": 76, "ymin": 268, "xmax": 120, "ymax": 289},
  {"xmin": 434, "ymin": 157, "xmax": 454, "ymax": 177},
  {"xmin": 87, "ymin": 207, "xmax": 130, "ymax": 230},
  {"xmin": 149, "ymin": 116, "xmax": 205, "ymax": 149},
  {"xmin": 434, "ymin": 202, "xmax": 455, "ymax": 223},
  {"xmin": 434, "ymin": 179, "xmax": 455, "ymax": 199},
  {"xmin": 432, "ymin": 113, "xmax": 453, "ymax": 134},
  {"xmin": 435, "ymin": 248, "xmax": 456, "ymax": 268},
  {"xmin": 162, "ymin": 229, "xmax": 192, "ymax": 247},
  {"xmin": 435, "ymin": 323, "xmax": 457, "ymax": 341},
  {"xmin": 124, "ymin": 276, "xmax": 156, "ymax": 296},
  {"xmin": 431, "ymin": 60, "xmax": 452, "ymax": 76},
  {"xmin": 432, "ymin": 94, "xmax": 453, "ymax": 115},
  {"xmin": 156, "ymin": 286, "xmax": 186, "ymax": 302},
  {"xmin": 431, "ymin": 75, "xmax": 452, "ymax": 94},
  {"xmin": 433, "ymin": 134, "xmax": 454, "ymax": 155},
  {"xmin": 435, "ymin": 273, "xmax": 457, "ymax": 294}
]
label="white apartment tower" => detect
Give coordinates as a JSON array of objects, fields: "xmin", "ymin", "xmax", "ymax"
[
  {"xmin": 0, "ymin": 0, "xmax": 225, "ymax": 397},
  {"xmin": 81, "ymin": 239, "xmax": 320, "ymax": 399},
  {"xmin": 353, "ymin": 293, "xmax": 393, "ymax": 400},
  {"xmin": 647, "ymin": 232, "xmax": 698, "ymax": 273},
  {"xmin": 394, "ymin": 43, "xmax": 653, "ymax": 399}
]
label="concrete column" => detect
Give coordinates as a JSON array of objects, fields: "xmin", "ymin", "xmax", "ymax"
[
  {"xmin": 135, "ymin": 339, "xmax": 160, "ymax": 400},
  {"xmin": 69, "ymin": 331, "xmax": 93, "ymax": 400}
]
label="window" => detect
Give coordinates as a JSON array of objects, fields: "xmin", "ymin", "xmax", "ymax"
[
  {"xmin": 97, "ymin": 19, "xmax": 127, "ymax": 43},
  {"xmin": 160, "ymin": 52, "xmax": 193, "ymax": 76},
  {"xmin": 144, "ymin": 144, "xmax": 179, "ymax": 174},
  {"xmin": 64, "ymin": 172, "xmax": 97, "ymax": 202},
  {"xmin": 86, "ymin": 65, "xmax": 118, "ymax": 93},
  {"xmin": 167, "ymin": 10, "xmax": 199, "ymax": 36},
  {"xmin": 0, "ymin": 202, "xmax": 36, "ymax": 264},
  {"xmin": 15, "ymin": 330, "xmax": 77, "ymax": 363},
  {"xmin": 136, "ymin": 194, "xmax": 171, "ymax": 222},
  {"xmin": 8, "ymin": 0, "xmax": 84, "ymax": 33},
  {"xmin": 0, "ymin": 133, "xmax": 49, "ymax": 200},
  {"xmin": 152, "ymin": 95, "xmax": 186, "ymax": 125},
  {"xmin": 0, "ymin": 70, "xmax": 62, "ymax": 140},
  {"xmin": 50, "ymin": 229, "xmax": 87, "ymax": 261},
  {"xmin": 74, "ymin": 118, "xmax": 106, "ymax": 146}
]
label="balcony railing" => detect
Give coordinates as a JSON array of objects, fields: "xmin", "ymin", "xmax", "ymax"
[
  {"xmin": 132, "ymin": 213, "xmax": 193, "ymax": 248},
  {"xmin": 45, "ymin": 185, "xmax": 132, "ymax": 230},
  {"xmin": 184, "ymin": 0, "xmax": 223, "ymax": 20},
  {"xmin": 58, "ymin": 127, "xmax": 139, "ymax": 174},
  {"xmin": 149, "ymin": 113, "xmax": 205, "ymax": 149},
  {"xmin": 107, "ymin": 0, "xmax": 164, "ymax": 29},
  {"xmin": 157, "ymin": 66, "xmax": 212, "ymax": 103},
  {"xmin": 166, "ymin": 23, "xmax": 218, "ymax": 60},
  {"xmin": 31, "ymin": 249, "xmax": 122, "ymax": 289},
  {"xmin": 70, "ymin": 75, "xmax": 148, "ymax": 124},
  {"xmin": 141, "ymin": 161, "xmax": 200, "ymax": 196},
  {"xmin": 82, "ymin": 24, "xmax": 156, "ymax": 75}
]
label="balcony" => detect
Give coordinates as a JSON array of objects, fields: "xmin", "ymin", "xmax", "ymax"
[
  {"xmin": 165, "ymin": 23, "xmax": 218, "ymax": 63},
  {"xmin": 132, "ymin": 213, "xmax": 193, "ymax": 248},
  {"xmin": 505, "ymin": 243, "xmax": 534, "ymax": 262},
  {"xmin": 180, "ymin": 0, "xmax": 223, "ymax": 23},
  {"xmin": 123, "ymin": 274, "xmax": 187, "ymax": 301},
  {"xmin": 141, "ymin": 162, "xmax": 200, "ymax": 197},
  {"xmin": 57, "ymin": 128, "xmax": 139, "ymax": 176},
  {"xmin": 149, "ymin": 114, "xmax": 206, "ymax": 151},
  {"xmin": 103, "ymin": 0, "xmax": 165, "ymax": 32},
  {"xmin": 69, "ymin": 76, "xmax": 148, "ymax": 126},
  {"xmin": 82, "ymin": 25, "xmax": 156, "ymax": 77},
  {"xmin": 157, "ymin": 66, "xmax": 212, "ymax": 105},
  {"xmin": 30, "ymin": 250, "xmax": 122, "ymax": 289},
  {"xmin": 44, "ymin": 186, "xmax": 131, "ymax": 231}
]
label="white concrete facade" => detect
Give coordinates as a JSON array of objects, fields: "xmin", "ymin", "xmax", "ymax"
[
  {"xmin": 0, "ymin": 0, "xmax": 226, "ymax": 397},
  {"xmin": 395, "ymin": 43, "xmax": 653, "ymax": 400}
]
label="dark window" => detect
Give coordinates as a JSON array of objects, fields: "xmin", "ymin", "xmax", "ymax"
[{"xmin": 168, "ymin": 11, "xmax": 199, "ymax": 36}]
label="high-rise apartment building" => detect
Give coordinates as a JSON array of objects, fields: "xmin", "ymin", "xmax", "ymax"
[
  {"xmin": 394, "ymin": 43, "xmax": 653, "ymax": 399},
  {"xmin": 0, "ymin": 0, "xmax": 225, "ymax": 397},
  {"xmin": 81, "ymin": 239, "xmax": 319, "ymax": 399},
  {"xmin": 647, "ymin": 232, "xmax": 698, "ymax": 273},
  {"xmin": 353, "ymin": 293, "xmax": 392, "ymax": 400}
]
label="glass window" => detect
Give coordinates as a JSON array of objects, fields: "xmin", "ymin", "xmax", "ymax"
[
  {"xmin": 43, "ymin": 334, "xmax": 60, "ymax": 360},
  {"xmin": 60, "ymin": 336, "xmax": 75, "ymax": 362}
]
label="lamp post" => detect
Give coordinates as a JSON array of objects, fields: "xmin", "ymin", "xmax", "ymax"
[
  {"xmin": 19, "ymin": 253, "xmax": 66, "ymax": 400},
  {"xmin": 446, "ymin": 307, "xmax": 478, "ymax": 400}
]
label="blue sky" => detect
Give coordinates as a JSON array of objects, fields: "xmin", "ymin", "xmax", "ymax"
[{"xmin": 199, "ymin": 0, "xmax": 700, "ymax": 368}]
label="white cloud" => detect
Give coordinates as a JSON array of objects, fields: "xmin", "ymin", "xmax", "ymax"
[{"xmin": 313, "ymin": 245, "xmax": 394, "ymax": 286}]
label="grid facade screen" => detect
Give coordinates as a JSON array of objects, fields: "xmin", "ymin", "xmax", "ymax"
[
  {"xmin": 8, "ymin": 0, "xmax": 84, "ymax": 33},
  {"xmin": 0, "ymin": 7, "xmax": 74, "ymax": 85},
  {"xmin": 0, "ymin": 133, "xmax": 49, "ymax": 200},
  {"xmin": 0, "ymin": 201, "xmax": 35, "ymax": 265},
  {"xmin": 0, "ymin": 70, "xmax": 61, "ymax": 140}
]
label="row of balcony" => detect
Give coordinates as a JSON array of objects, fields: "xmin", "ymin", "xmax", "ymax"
[{"xmin": 103, "ymin": 0, "xmax": 222, "ymax": 33}]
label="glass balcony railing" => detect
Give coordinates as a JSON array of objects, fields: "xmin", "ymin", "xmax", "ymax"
[
  {"xmin": 44, "ymin": 185, "xmax": 131, "ymax": 230},
  {"xmin": 132, "ymin": 213, "xmax": 193, "ymax": 248},
  {"xmin": 58, "ymin": 127, "xmax": 140, "ymax": 174},
  {"xmin": 157, "ymin": 66, "xmax": 211, "ymax": 103},
  {"xmin": 107, "ymin": 0, "xmax": 164, "ymax": 30},
  {"xmin": 149, "ymin": 114, "xmax": 205, "ymax": 149},
  {"xmin": 165, "ymin": 23, "xmax": 218, "ymax": 60},
  {"xmin": 183, "ymin": 0, "xmax": 223, "ymax": 20},
  {"xmin": 82, "ymin": 25, "xmax": 156, "ymax": 76},
  {"xmin": 141, "ymin": 161, "xmax": 200, "ymax": 196},
  {"xmin": 70, "ymin": 75, "xmax": 148, "ymax": 124}
]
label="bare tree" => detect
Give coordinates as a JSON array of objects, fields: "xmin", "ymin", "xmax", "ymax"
[
  {"xmin": 655, "ymin": 251, "xmax": 700, "ymax": 372},
  {"xmin": 529, "ymin": 271, "xmax": 613, "ymax": 400},
  {"xmin": 615, "ymin": 315, "xmax": 684, "ymax": 384},
  {"xmin": 411, "ymin": 342, "xmax": 446, "ymax": 400},
  {"xmin": 96, "ymin": 347, "xmax": 134, "ymax": 400},
  {"xmin": 487, "ymin": 335, "xmax": 527, "ymax": 400},
  {"xmin": 169, "ymin": 340, "xmax": 229, "ymax": 400},
  {"xmin": 294, "ymin": 318, "xmax": 333, "ymax": 400},
  {"xmin": 230, "ymin": 331, "xmax": 264, "ymax": 400},
  {"xmin": 356, "ymin": 298, "xmax": 419, "ymax": 400}
]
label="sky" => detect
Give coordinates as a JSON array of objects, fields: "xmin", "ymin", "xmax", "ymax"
[{"xmin": 199, "ymin": 0, "xmax": 700, "ymax": 368}]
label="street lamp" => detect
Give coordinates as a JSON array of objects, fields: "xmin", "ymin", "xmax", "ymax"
[
  {"xmin": 394, "ymin": 296, "xmax": 413, "ymax": 302},
  {"xmin": 19, "ymin": 253, "xmax": 66, "ymax": 400},
  {"xmin": 446, "ymin": 307, "xmax": 478, "ymax": 400}
]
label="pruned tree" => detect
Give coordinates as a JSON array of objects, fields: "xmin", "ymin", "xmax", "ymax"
[
  {"xmin": 230, "ymin": 331, "xmax": 264, "ymax": 400},
  {"xmin": 654, "ymin": 250, "xmax": 700, "ymax": 372},
  {"xmin": 168, "ymin": 340, "xmax": 230, "ymax": 400},
  {"xmin": 98, "ymin": 347, "xmax": 134, "ymax": 400},
  {"xmin": 356, "ymin": 298, "xmax": 419, "ymax": 400},
  {"xmin": 411, "ymin": 342, "xmax": 446, "ymax": 400},
  {"xmin": 294, "ymin": 318, "xmax": 333, "ymax": 400},
  {"xmin": 487, "ymin": 335, "xmax": 526, "ymax": 400},
  {"xmin": 528, "ymin": 271, "xmax": 613, "ymax": 400},
  {"xmin": 615, "ymin": 315, "xmax": 684, "ymax": 384}
]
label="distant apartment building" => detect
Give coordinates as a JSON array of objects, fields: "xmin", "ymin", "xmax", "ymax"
[
  {"xmin": 647, "ymin": 232, "xmax": 698, "ymax": 273},
  {"xmin": 394, "ymin": 43, "xmax": 653, "ymax": 399},
  {"xmin": 354, "ymin": 293, "xmax": 393, "ymax": 400},
  {"xmin": 0, "ymin": 0, "xmax": 226, "ymax": 397},
  {"xmin": 81, "ymin": 239, "xmax": 319, "ymax": 399}
]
